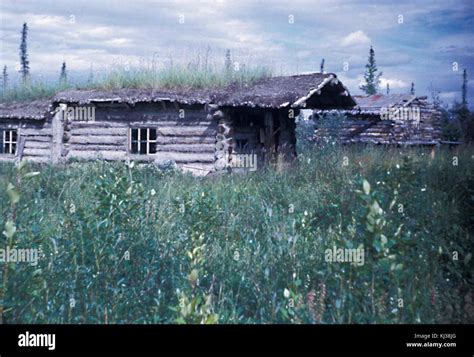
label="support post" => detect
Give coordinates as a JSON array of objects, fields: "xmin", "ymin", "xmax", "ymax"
[{"xmin": 51, "ymin": 103, "xmax": 65, "ymax": 164}]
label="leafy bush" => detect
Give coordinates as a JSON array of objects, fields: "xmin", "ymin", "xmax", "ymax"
[{"xmin": 0, "ymin": 144, "xmax": 472, "ymax": 324}]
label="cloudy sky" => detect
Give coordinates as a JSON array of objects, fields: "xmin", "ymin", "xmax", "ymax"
[{"xmin": 0, "ymin": 0, "xmax": 473, "ymax": 105}]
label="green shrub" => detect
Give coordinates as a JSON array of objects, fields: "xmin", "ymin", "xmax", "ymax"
[{"xmin": 0, "ymin": 144, "xmax": 472, "ymax": 323}]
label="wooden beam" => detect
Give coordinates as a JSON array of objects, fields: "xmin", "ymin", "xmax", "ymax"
[{"xmin": 69, "ymin": 136, "xmax": 127, "ymax": 145}]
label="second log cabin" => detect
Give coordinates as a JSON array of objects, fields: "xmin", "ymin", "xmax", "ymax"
[{"xmin": 312, "ymin": 94, "xmax": 444, "ymax": 145}]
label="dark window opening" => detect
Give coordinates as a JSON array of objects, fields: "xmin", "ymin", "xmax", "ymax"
[
  {"xmin": 130, "ymin": 128, "xmax": 157, "ymax": 155},
  {"xmin": 1, "ymin": 129, "xmax": 18, "ymax": 155}
]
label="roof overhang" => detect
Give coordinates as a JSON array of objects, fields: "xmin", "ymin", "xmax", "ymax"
[{"xmin": 291, "ymin": 75, "xmax": 356, "ymax": 109}]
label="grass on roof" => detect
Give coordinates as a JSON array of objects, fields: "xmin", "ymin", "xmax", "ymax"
[{"xmin": 0, "ymin": 61, "xmax": 272, "ymax": 103}]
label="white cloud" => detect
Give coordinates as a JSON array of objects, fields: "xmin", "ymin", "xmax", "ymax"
[
  {"xmin": 106, "ymin": 38, "xmax": 131, "ymax": 46},
  {"xmin": 380, "ymin": 77, "xmax": 409, "ymax": 89},
  {"xmin": 341, "ymin": 30, "xmax": 371, "ymax": 47},
  {"xmin": 80, "ymin": 26, "xmax": 116, "ymax": 38},
  {"xmin": 26, "ymin": 14, "xmax": 70, "ymax": 29}
]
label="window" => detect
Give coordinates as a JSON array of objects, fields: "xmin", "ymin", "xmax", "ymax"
[
  {"xmin": 0, "ymin": 129, "xmax": 17, "ymax": 155},
  {"xmin": 129, "ymin": 128, "xmax": 157, "ymax": 155}
]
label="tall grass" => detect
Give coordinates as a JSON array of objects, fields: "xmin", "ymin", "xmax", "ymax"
[
  {"xmin": 0, "ymin": 54, "xmax": 272, "ymax": 103},
  {"xmin": 0, "ymin": 144, "xmax": 472, "ymax": 323},
  {"xmin": 0, "ymin": 79, "xmax": 71, "ymax": 103},
  {"xmin": 97, "ymin": 62, "xmax": 271, "ymax": 91}
]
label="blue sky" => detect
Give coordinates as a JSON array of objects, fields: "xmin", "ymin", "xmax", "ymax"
[{"xmin": 0, "ymin": 0, "xmax": 473, "ymax": 106}]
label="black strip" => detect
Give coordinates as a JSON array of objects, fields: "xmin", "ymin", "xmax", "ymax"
[{"xmin": 0, "ymin": 324, "xmax": 472, "ymax": 354}]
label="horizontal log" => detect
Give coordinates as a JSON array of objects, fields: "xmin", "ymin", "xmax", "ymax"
[
  {"xmin": 69, "ymin": 144, "xmax": 127, "ymax": 151},
  {"xmin": 69, "ymin": 134, "xmax": 215, "ymax": 146},
  {"xmin": 20, "ymin": 135, "xmax": 51, "ymax": 142},
  {"xmin": 156, "ymin": 144, "xmax": 215, "ymax": 153},
  {"xmin": 21, "ymin": 128, "xmax": 52, "ymax": 136},
  {"xmin": 71, "ymin": 125, "xmax": 217, "ymax": 136},
  {"xmin": 24, "ymin": 141, "xmax": 50, "ymax": 149},
  {"xmin": 67, "ymin": 150, "xmax": 127, "ymax": 161},
  {"xmin": 70, "ymin": 121, "xmax": 127, "ymax": 129},
  {"xmin": 156, "ymin": 136, "xmax": 215, "ymax": 144},
  {"xmin": 71, "ymin": 128, "xmax": 128, "ymax": 136},
  {"xmin": 18, "ymin": 123, "xmax": 51, "ymax": 129},
  {"xmin": 157, "ymin": 127, "xmax": 216, "ymax": 136},
  {"xmin": 69, "ymin": 136, "xmax": 127, "ymax": 145},
  {"xmin": 150, "ymin": 152, "xmax": 215, "ymax": 163},
  {"xmin": 23, "ymin": 148, "xmax": 51, "ymax": 157}
]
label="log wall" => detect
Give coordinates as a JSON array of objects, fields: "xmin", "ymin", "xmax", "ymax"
[
  {"xmin": 62, "ymin": 104, "xmax": 218, "ymax": 175},
  {"xmin": 2, "ymin": 102, "xmax": 299, "ymax": 174},
  {"xmin": 0, "ymin": 120, "xmax": 52, "ymax": 163},
  {"xmin": 313, "ymin": 102, "xmax": 443, "ymax": 145}
]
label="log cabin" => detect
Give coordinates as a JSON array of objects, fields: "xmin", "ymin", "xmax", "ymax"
[
  {"xmin": 312, "ymin": 94, "xmax": 444, "ymax": 145},
  {"xmin": 0, "ymin": 100, "xmax": 52, "ymax": 164},
  {"xmin": 0, "ymin": 73, "xmax": 355, "ymax": 174}
]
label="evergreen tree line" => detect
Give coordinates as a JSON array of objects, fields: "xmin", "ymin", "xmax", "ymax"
[{"xmin": 1, "ymin": 22, "xmax": 70, "ymax": 95}]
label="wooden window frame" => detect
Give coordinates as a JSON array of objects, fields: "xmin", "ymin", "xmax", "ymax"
[
  {"xmin": 129, "ymin": 127, "xmax": 157, "ymax": 155},
  {"xmin": 1, "ymin": 129, "xmax": 18, "ymax": 155}
]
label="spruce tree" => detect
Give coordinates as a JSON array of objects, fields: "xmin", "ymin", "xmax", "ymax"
[
  {"xmin": 360, "ymin": 46, "xmax": 382, "ymax": 95},
  {"xmin": 320, "ymin": 58, "xmax": 325, "ymax": 73},
  {"xmin": 59, "ymin": 61, "xmax": 67, "ymax": 86},
  {"xmin": 450, "ymin": 69, "xmax": 472, "ymax": 142},
  {"xmin": 462, "ymin": 69, "xmax": 468, "ymax": 109},
  {"xmin": 19, "ymin": 22, "xmax": 30, "ymax": 82},
  {"xmin": 2, "ymin": 66, "xmax": 8, "ymax": 91},
  {"xmin": 458, "ymin": 69, "xmax": 472, "ymax": 141}
]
